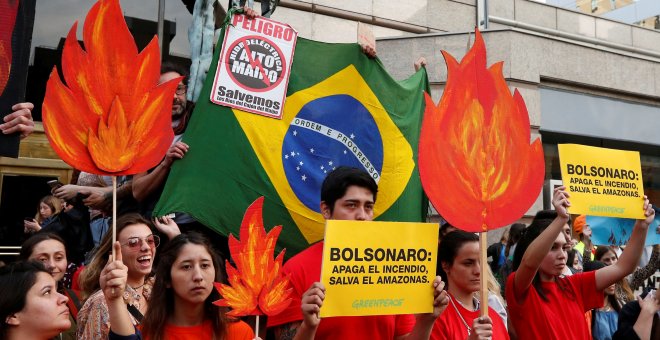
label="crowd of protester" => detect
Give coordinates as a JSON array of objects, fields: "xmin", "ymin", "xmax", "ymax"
[{"xmin": 2, "ymin": 157, "xmax": 658, "ymax": 340}]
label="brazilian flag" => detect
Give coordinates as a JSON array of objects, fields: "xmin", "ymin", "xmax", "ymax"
[{"xmin": 154, "ymin": 33, "xmax": 429, "ymax": 257}]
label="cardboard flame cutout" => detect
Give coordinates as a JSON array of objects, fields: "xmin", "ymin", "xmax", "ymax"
[
  {"xmin": 419, "ymin": 30, "xmax": 544, "ymax": 232},
  {"xmin": 0, "ymin": 0, "xmax": 19, "ymax": 96},
  {"xmin": 42, "ymin": 0, "xmax": 178, "ymax": 175},
  {"xmin": 214, "ymin": 197, "xmax": 292, "ymax": 316}
]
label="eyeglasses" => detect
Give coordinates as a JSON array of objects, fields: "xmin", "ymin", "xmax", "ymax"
[
  {"xmin": 120, "ymin": 234, "xmax": 160, "ymax": 249},
  {"xmin": 175, "ymin": 85, "xmax": 186, "ymax": 95}
]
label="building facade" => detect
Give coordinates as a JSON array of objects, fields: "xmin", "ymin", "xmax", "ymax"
[{"xmin": 3, "ymin": 0, "xmax": 659, "ymax": 249}]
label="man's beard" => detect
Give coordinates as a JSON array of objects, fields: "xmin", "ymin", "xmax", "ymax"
[
  {"xmin": 172, "ymin": 99, "xmax": 186, "ymax": 118},
  {"xmin": 171, "ymin": 99, "xmax": 186, "ymax": 130}
]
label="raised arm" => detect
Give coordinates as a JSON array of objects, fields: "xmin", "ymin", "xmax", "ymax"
[
  {"xmin": 291, "ymin": 282, "xmax": 325, "ymax": 340},
  {"xmin": 595, "ymin": 197, "xmax": 654, "ymax": 291},
  {"xmin": 581, "ymin": 234, "xmax": 593, "ymax": 268},
  {"xmin": 628, "ymin": 245, "xmax": 659, "ymax": 291},
  {"xmin": 513, "ymin": 186, "xmax": 570, "ymax": 300},
  {"xmin": 102, "ymin": 242, "xmax": 135, "ymax": 336},
  {"xmin": 153, "ymin": 216, "xmax": 181, "ymax": 240},
  {"xmin": 633, "ymin": 290, "xmax": 660, "ymax": 340},
  {"xmin": 272, "ymin": 282, "xmax": 324, "ymax": 340},
  {"xmin": 132, "ymin": 141, "xmax": 188, "ymax": 202}
]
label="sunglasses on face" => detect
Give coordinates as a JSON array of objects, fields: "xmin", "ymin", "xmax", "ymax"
[{"xmin": 120, "ymin": 234, "xmax": 160, "ymax": 249}]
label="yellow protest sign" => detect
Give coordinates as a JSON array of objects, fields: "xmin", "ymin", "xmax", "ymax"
[
  {"xmin": 558, "ymin": 144, "xmax": 645, "ymax": 219},
  {"xmin": 320, "ymin": 220, "xmax": 438, "ymax": 317}
]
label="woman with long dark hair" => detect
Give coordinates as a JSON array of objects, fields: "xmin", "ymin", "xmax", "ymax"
[
  {"xmin": 595, "ymin": 245, "xmax": 659, "ymax": 304},
  {"xmin": 432, "ymin": 230, "xmax": 509, "ymax": 340},
  {"xmin": 20, "ymin": 232, "xmax": 76, "ymax": 339},
  {"xmin": 0, "ymin": 261, "xmax": 71, "ymax": 340},
  {"xmin": 505, "ymin": 186, "xmax": 655, "ymax": 339},
  {"xmin": 104, "ymin": 232, "xmax": 254, "ymax": 339}
]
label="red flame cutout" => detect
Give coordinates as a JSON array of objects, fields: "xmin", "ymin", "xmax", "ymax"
[{"xmin": 419, "ymin": 30, "xmax": 545, "ymax": 232}]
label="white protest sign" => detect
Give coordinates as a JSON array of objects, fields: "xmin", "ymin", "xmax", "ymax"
[{"xmin": 211, "ymin": 14, "xmax": 297, "ymax": 119}]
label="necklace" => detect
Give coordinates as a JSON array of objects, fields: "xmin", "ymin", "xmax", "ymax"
[
  {"xmin": 449, "ymin": 295, "xmax": 472, "ymax": 336},
  {"xmin": 130, "ymin": 283, "xmax": 145, "ymax": 290}
]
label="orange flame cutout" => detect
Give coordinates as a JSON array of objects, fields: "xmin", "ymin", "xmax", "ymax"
[
  {"xmin": 0, "ymin": 0, "xmax": 19, "ymax": 96},
  {"xmin": 213, "ymin": 197, "xmax": 292, "ymax": 316},
  {"xmin": 419, "ymin": 30, "xmax": 544, "ymax": 232},
  {"xmin": 42, "ymin": 0, "xmax": 177, "ymax": 175}
]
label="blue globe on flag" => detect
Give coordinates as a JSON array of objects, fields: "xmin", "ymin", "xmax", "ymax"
[{"xmin": 282, "ymin": 94, "xmax": 384, "ymax": 212}]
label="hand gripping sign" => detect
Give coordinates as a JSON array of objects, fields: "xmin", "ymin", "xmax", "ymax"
[{"xmin": 211, "ymin": 14, "xmax": 297, "ymax": 119}]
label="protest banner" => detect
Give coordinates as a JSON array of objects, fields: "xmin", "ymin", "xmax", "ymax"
[
  {"xmin": 210, "ymin": 14, "xmax": 297, "ymax": 119},
  {"xmin": 155, "ymin": 35, "xmax": 430, "ymax": 257},
  {"xmin": 320, "ymin": 220, "xmax": 438, "ymax": 317},
  {"xmin": 587, "ymin": 215, "xmax": 660, "ymax": 246},
  {"xmin": 558, "ymin": 144, "xmax": 645, "ymax": 219}
]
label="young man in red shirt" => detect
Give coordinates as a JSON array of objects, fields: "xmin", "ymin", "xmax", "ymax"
[{"xmin": 267, "ymin": 166, "xmax": 449, "ymax": 340}]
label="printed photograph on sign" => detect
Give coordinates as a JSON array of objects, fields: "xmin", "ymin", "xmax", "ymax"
[
  {"xmin": 210, "ymin": 14, "xmax": 297, "ymax": 119},
  {"xmin": 320, "ymin": 220, "xmax": 438, "ymax": 317},
  {"xmin": 558, "ymin": 144, "xmax": 645, "ymax": 219}
]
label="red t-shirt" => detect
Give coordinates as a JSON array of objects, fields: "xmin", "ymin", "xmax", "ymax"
[
  {"xmin": 162, "ymin": 319, "xmax": 253, "ymax": 340},
  {"xmin": 430, "ymin": 294, "xmax": 509, "ymax": 340},
  {"xmin": 267, "ymin": 242, "xmax": 416, "ymax": 339},
  {"xmin": 505, "ymin": 271, "xmax": 603, "ymax": 339}
]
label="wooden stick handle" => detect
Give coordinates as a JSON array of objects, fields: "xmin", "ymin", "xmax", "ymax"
[
  {"xmin": 255, "ymin": 314, "xmax": 260, "ymax": 339},
  {"xmin": 111, "ymin": 176, "xmax": 117, "ymax": 261},
  {"xmin": 479, "ymin": 231, "xmax": 489, "ymax": 318}
]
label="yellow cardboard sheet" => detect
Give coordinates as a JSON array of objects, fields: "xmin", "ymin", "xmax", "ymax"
[
  {"xmin": 558, "ymin": 144, "xmax": 645, "ymax": 219},
  {"xmin": 320, "ymin": 220, "xmax": 438, "ymax": 317}
]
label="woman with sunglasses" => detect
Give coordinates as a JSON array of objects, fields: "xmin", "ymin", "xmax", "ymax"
[{"xmin": 77, "ymin": 214, "xmax": 161, "ymax": 340}]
